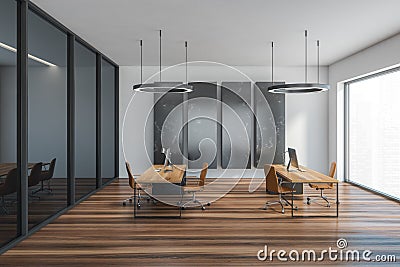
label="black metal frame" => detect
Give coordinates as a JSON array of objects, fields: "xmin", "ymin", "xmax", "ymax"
[
  {"xmin": 16, "ymin": 0, "xmax": 28, "ymax": 237},
  {"xmin": 1, "ymin": 0, "xmax": 119, "ymax": 254},
  {"xmin": 67, "ymin": 33, "xmax": 76, "ymax": 206},
  {"xmin": 96, "ymin": 53, "xmax": 103, "ymax": 189}
]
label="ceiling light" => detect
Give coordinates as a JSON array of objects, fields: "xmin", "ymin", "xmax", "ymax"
[
  {"xmin": 132, "ymin": 30, "xmax": 193, "ymax": 93},
  {"xmin": 0, "ymin": 41, "xmax": 56, "ymax": 67},
  {"xmin": 268, "ymin": 30, "xmax": 330, "ymax": 93}
]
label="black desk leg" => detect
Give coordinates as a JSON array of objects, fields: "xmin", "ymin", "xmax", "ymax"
[
  {"xmin": 291, "ymin": 182, "xmax": 294, "ymax": 218},
  {"xmin": 336, "ymin": 183, "xmax": 339, "ymax": 217},
  {"xmin": 133, "ymin": 182, "xmax": 137, "ymax": 218}
]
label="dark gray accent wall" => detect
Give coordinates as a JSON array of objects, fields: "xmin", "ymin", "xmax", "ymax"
[
  {"xmin": 153, "ymin": 83, "xmax": 184, "ymax": 165},
  {"xmin": 221, "ymin": 82, "xmax": 252, "ymax": 169},
  {"xmin": 187, "ymin": 82, "xmax": 218, "ymax": 169},
  {"xmin": 254, "ymin": 82, "xmax": 285, "ymax": 167}
]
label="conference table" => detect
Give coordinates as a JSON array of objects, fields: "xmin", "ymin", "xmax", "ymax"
[
  {"xmin": 0, "ymin": 163, "xmax": 36, "ymax": 177},
  {"xmin": 272, "ymin": 164, "xmax": 339, "ymax": 218},
  {"xmin": 0, "ymin": 163, "xmax": 50, "ymax": 179},
  {"xmin": 134, "ymin": 164, "xmax": 187, "ymax": 218}
]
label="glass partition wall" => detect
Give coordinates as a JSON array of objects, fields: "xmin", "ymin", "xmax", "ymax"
[
  {"xmin": 101, "ymin": 59, "xmax": 116, "ymax": 185},
  {"xmin": 0, "ymin": 1, "xmax": 118, "ymax": 253},
  {"xmin": 74, "ymin": 41, "xmax": 97, "ymax": 200},
  {"xmin": 0, "ymin": 0, "xmax": 18, "ymax": 248},
  {"xmin": 27, "ymin": 8, "xmax": 68, "ymax": 230}
]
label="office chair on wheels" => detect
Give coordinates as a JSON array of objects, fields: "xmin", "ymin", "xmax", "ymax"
[
  {"xmin": 0, "ymin": 168, "xmax": 18, "ymax": 214},
  {"xmin": 123, "ymin": 162, "xmax": 152, "ymax": 208},
  {"xmin": 180, "ymin": 162, "xmax": 210, "ymax": 210},
  {"xmin": 306, "ymin": 162, "xmax": 337, "ymax": 207},
  {"xmin": 263, "ymin": 165, "xmax": 297, "ymax": 214}
]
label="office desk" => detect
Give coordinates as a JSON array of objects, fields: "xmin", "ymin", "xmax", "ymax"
[
  {"xmin": 134, "ymin": 164, "xmax": 186, "ymax": 218},
  {"xmin": 272, "ymin": 164, "xmax": 339, "ymax": 218}
]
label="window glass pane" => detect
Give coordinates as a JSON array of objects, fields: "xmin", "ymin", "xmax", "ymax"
[
  {"xmin": 348, "ymin": 70, "xmax": 400, "ymax": 199},
  {"xmin": 101, "ymin": 59, "xmax": 115, "ymax": 184},
  {"xmin": 0, "ymin": 0, "xmax": 18, "ymax": 246},
  {"xmin": 28, "ymin": 10, "xmax": 68, "ymax": 229},
  {"xmin": 75, "ymin": 41, "xmax": 97, "ymax": 199}
]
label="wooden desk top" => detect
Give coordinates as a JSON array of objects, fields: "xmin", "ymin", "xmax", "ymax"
[
  {"xmin": 273, "ymin": 164, "xmax": 338, "ymax": 184},
  {"xmin": 136, "ymin": 165, "xmax": 186, "ymax": 184},
  {"xmin": 0, "ymin": 163, "xmax": 36, "ymax": 177}
]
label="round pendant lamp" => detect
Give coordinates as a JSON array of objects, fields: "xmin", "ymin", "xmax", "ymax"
[
  {"xmin": 133, "ymin": 30, "xmax": 193, "ymax": 93},
  {"xmin": 268, "ymin": 30, "xmax": 330, "ymax": 93}
]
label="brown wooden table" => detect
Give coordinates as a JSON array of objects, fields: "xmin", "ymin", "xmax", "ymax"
[
  {"xmin": 272, "ymin": 164, "xmax": 339, "ymax": 218},
  {"xmin": 0, "ymin": 163, "xmax": 35, "ymax": 177},
  {"xmin": 0, "ymin": 162, "xmax": 50, "ymax": 178},
  {"xmin": 134, "ymin": 164, "xmax": 187, "ymax": 218}
]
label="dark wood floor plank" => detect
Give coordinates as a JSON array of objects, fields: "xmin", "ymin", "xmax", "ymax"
[{"xmin": 1, "ymin": 179, "xmax": 399, "ymax": 266}]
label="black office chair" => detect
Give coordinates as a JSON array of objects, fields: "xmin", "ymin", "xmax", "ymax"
[{"xmin": 0, "ymin": 168, "xmax": 18, "ymax": 214}]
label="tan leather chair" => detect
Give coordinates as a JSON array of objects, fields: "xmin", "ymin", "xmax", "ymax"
[
  {"xmin": 123, "ymin": 161, "xmax": 151, "ymax": 207},
  {"xmin": 181, "ymin": 162, "xmax": 210, "ymax": 210},
  {"xmin": 0, "ymin": 168, "xmax": 18, "ymax": 214},
  {"xmin": 306, "ymin": 162, "xmax": 337, "ymax": 207},
  {"xmin": 263, "ymin": 165, "xmax": 297, "ymax": 214}
]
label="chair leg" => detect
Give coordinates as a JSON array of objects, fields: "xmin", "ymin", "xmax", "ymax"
[
  {"xmin": 181, "ymin": 192, "xmax": 205, "ymax": 210},
  {"xmin": 46, "ymin": 180, "xmax": 53, "ymax": 193},
  {"xmin": 0, "ymin": 196, "xmax": 9, "ymax": 215},
  {"xmin": 264, "ymin": 194, "xmax": 297, "ymax": 214},
  {"xmin": 307, "ymin": 189, "xmax": 332, "ymax": 207},
  {"xmin": 264, "ymin": 199, "xmax": 285, "ymax": 214}
]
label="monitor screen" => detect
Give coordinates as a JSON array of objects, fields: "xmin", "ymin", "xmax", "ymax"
[{"xmin": 288, "ymin": 148, "xmax": 299, "ymax": 169}]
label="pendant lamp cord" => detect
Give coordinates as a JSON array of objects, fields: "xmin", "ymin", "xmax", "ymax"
[
  {"xmin": 317, "ymin": 40, "xmax": 320, "ymax": 84},
  {"xmin": 185, "ymin": 41, "xmax": 188, "ymax": 85},
  {"xmin": 159, "ymin": 30, "xmax": 162, "ymax": 82},
  {"xmin": 271, "ymin": 41, "xmax": 274, "ymax": 85},
  {"xmin": 140, "ymin": 39, "xmax": 143, "ymax": 84},
  {"xmin": 305, "ymin": 30, "xmax": 308, "ymax": 83}
]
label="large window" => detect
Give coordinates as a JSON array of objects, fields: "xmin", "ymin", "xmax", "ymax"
[{"xmin": 346, "ymin": 68, "xmax": 400, "ymax": 200}]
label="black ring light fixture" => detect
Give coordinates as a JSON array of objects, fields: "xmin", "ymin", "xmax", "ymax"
[
  {"xmin": 133, "ymin": 30, "xmax": 193, "ymax": 93},
  {"xmin": 268, "ymin": 30, "xmax": 330, "ymax": 93}
]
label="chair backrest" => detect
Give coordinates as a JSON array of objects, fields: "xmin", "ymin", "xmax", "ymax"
[
  {"xmin": 48, "ymin": 158, "xmax": 56, "ymax": 177},
  {"xmin": 329, "ymin": 161, "xmax": 337, "ymax": 178},
  {"xmin": 264, "ymin": 165, "xmax": 280, "ymax": 193},
  {"xmin": 125, "ymin": 161, "xmax": 135, "ymax": 189},
  {"xmin": 198, "ymin": 162, "xmax": 208, "ymax": 186},
  {"xmin": 28, "ymin": 162, "xmax": 43, "ymax": 187},
  {"xmin": 0, "ymin": 168, "xmax": 18, "ymax": 196}
]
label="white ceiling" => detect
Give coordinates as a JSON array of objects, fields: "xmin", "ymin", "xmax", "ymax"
[{"xmin": 31, "ymin": 0, "xmax": 400, "ymax": 67}]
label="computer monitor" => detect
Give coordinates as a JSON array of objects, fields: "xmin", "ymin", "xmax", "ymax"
[
  {"xmin": 161, "ymin": 147, "xmax": 172, "ymax": 168},
  {"xmin": 287, "ymin": 148, "xmax": 304, "ymax": 172}
]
